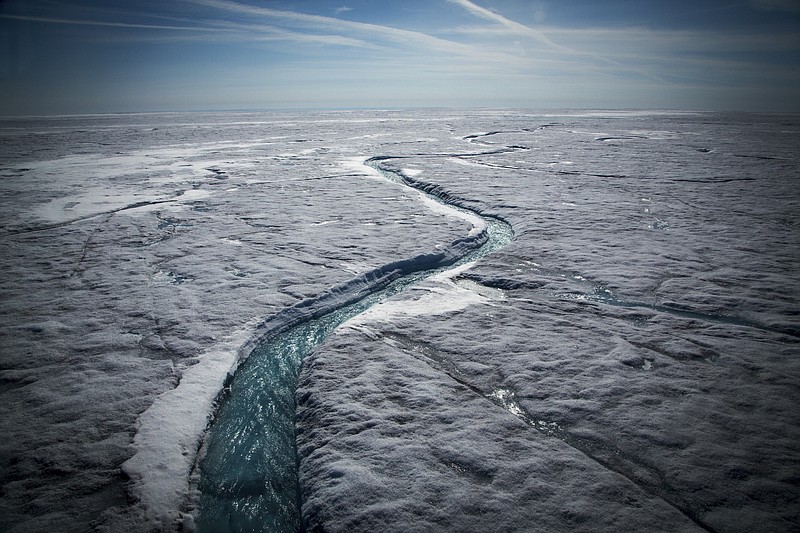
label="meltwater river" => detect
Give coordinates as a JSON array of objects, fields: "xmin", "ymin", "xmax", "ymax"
[{"xmin": 194, "ymin": 159, "xmax": 513, "ymax": 532}]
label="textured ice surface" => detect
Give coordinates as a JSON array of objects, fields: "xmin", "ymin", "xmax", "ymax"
[
  {"xmin": 296, "ymin": 111, "xmax": 800, "ymax": 532},
  {"xmin": 1, "ymin": 111, "xmax": 798, "ymax": 532},
  {"xmin": 190, "ymin": 161, "xmax": 506, "ymax": 531},
  {"xmin": 0, "ymin": 112, "xmax": 475, "ymax": 532}
]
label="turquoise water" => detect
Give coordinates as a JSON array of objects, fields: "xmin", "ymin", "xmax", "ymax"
[{"xmin": 195, "ymin": 164, "xmax": 512, "ymax": 532}]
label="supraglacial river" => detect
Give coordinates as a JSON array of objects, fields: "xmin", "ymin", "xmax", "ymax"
[{"xmin": 194, "ymin": 159, "xmax": 513, "ymax": 532}]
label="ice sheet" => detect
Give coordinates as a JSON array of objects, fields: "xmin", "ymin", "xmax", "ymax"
[
  {"xmin": 296, "ymin": 111, "xmax": 800, "ymax": 533},
  {"xmin": 0, "ymin": 112, "xmax": 475, "ymax": 532},
  {"xmin": 1, "ymin": 110, "xmax": 798, "ymax": 533}
]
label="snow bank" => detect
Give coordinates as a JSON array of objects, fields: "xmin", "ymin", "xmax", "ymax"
[
  {"xmin": 342, "ymin": 261, "xmax": 496, "ymax": 326},
  {"xmin": 120, "ymin": 326, "xmax": 255, "ymax": 530},
  {"xmin": 342, "ymin": 156, "xmax": 486, "ymax": 237}
]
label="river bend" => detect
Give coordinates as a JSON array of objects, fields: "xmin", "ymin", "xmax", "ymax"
[{"xmin": 193, "ymin": 157, "xmax": 514, "ymax": 532}]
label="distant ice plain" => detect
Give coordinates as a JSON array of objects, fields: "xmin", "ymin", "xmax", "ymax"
[{"xmin": 0, "ymin": 110, "xmax": 798, "ymax": 532}]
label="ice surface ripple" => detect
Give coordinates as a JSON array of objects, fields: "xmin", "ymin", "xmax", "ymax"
[{"xmin": 193, "ymin": 159, "xmax": 513, "ymax": 532}]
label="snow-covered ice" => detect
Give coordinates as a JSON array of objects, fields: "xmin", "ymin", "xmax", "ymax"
[
  {"xmin": 297, "ymin": 112, "xmax": 800, "ymax": 532},
  {"xmin": 0, "ymin": 111, "xmax": 474, "ymax": 532},
  {"xmin": 1, "ymin": 110, "xmax": 798, "ymax": 532}
]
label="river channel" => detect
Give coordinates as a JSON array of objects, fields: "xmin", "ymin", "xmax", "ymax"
[{"xmin": 193, "ymin": 158, "xmax": 514, "ymax": 532}]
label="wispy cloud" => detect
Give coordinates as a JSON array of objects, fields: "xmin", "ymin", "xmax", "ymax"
[
  {"xmin": 2, "ymin": 0, "xmax": 796, "ymax": 112},
  {"xmin": 446, "ymin": 0, "xmax": 568, "ymax": 52},
  {"xmin": 0, "ymin": 13, "xmax": 217, "ymax": 32},
  {"xmin": 202, "ymin": 19, "xmax": 374, "ymax": 48},
  {"xmin": 186, "ymin": 0, "xmax": 518, "ymax": 63},
  {"xmin": 447, "ymin": 0, "xmax": 663, "ymax": 81},
  {"xmin": 0, "ymin": 10, "xmax": 376, "ymax": 49}
]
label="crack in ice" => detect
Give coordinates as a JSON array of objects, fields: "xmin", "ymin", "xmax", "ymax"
[{"xmin": 381, "ymin": 331, "xmax": 718, "ymax": 533}]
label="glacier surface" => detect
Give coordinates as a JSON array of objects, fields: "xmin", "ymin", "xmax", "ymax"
[{"xmin": 0, "ymin": 110, "xmax": 798, "ymax": 532}]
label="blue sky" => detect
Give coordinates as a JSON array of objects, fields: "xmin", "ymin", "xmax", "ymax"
[{"xmin": 1, "ymin": 0, "xmax": 799, "ymax": 114}]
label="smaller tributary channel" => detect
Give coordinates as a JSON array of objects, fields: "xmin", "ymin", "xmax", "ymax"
[{"xmin": 193, "ymin": 159, "xmax": 513, "ymax": 532}]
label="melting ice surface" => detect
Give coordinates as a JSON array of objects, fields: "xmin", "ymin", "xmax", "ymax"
[
  {"xmin": 195, "ymin": 163, "xmax": 513, "ymax": 532},
  {"xmin": 5, "ymin": 111, "xmax": 797, "ymax": 533}
]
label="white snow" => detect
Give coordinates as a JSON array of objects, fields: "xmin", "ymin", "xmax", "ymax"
[
  {"xmin": 416, "ymin": 192, "xmax": 486, "ymax": 236},
  {"xmin": 342, "ymin": 262, "xmax": 496, "ymax": 328},
  {"xmin": 120, "ymin": 325, "xmax": 256, "ymax": 530},
  {"xmin": 401, "ymin": 167, "xmax": 423, "ymax": 176}
]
